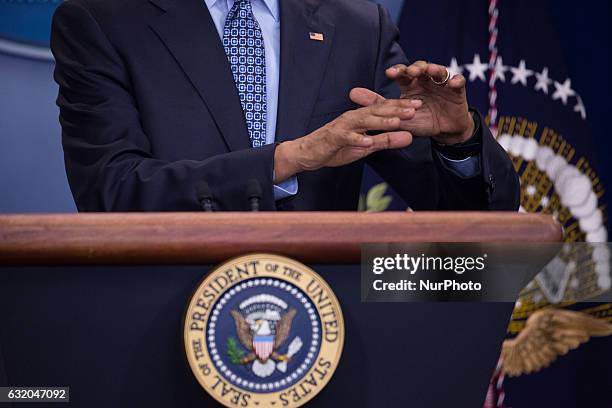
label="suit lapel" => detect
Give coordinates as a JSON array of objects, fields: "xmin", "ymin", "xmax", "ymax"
[
  {"xmin": 148, "ymin": 0, "xmax": 251, "ymax": 151},
  {"xmin": 275, "ymin": 0, "xmax": 335, "ymax": 142}
]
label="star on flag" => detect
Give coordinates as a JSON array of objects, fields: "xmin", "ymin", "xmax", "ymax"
[
  {"xmin": 552, "ymin": 78, "xmax": 576, "ymax": 105},
  {"xmin": 464, "ymin": 54, "xmax": 488, "ymax": 82},
  {"xmin": 510, "ymin": 60, "xmax": 533, "ymax": 86},
  {"xmin": 573, "ymin": 95, "xmax": 586, "ymax": 120},
  {"xmin": 447, "ymin": 58, "xmax": 463, "ymax": 78},
  {"xmin": 534, "ymin": 67, "xmax": 553, "ymax": 94},
  {"xmin": 447, "ymin": 55, "xmax": 585, "ymax": 121},
  {"xmin": 492, "ymin": 57, "xmax": 508, "ymax": 83}
]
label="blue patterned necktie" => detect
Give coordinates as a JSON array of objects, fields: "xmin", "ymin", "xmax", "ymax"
[{"xmin": 222, "ymin": 0, "xmax": 267, "ymax": 147}]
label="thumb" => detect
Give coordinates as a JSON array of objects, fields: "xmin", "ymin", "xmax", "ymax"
[{"xmin": 349, "ymin": 87, "xmax": 386, "ymax": 107}]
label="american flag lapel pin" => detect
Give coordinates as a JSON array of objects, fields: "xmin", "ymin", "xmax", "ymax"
[{"xmin": 309, "ymin": 32, "xmax": 324, "ymax": 41}]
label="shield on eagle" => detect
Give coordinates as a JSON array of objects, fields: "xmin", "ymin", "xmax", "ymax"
[{"xmin": 253, "ymin": 335, "xmax": 275, "ymax": 361}]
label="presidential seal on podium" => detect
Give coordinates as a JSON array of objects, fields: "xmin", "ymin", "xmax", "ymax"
[{"xmin": 184, "ymin": 254, "xmax": 344, "ymax": 407}]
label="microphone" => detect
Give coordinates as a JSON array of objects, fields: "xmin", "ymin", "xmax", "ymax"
[
  {"xmin": 195, "ymin": 181, "xmax": 214, "ymax": 212},
  {"xmin": 246, "ymin": 179, "xmax": 262, "ymax": 212}
]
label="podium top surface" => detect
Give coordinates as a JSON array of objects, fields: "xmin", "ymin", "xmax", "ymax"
[{"xmin": 0, "ymin": 212, "xmax": 562, "ymax": 264}]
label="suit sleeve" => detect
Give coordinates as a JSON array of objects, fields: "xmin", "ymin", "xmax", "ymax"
[
  {"xmin": 51, "ymin": 1, "xmax": 276, "ymax": 211},
  {"xmin": 366, "ymin": 4, "xmax": 520, "ymax": 211}
]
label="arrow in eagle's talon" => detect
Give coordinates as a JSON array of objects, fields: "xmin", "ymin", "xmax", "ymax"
[
  {"xmin": 277, "ymin": 337, "xmax": 303, "ymax": 373},
  {"xmin": 271, "ymin": 352, "xmax": 290, "ymax": 362}
]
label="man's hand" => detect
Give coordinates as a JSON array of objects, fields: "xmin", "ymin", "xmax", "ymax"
[
  {"xmin": 274, "ymin": 99, "xmax": 419, "ymax": 183},
  {"xmin": 352, "ymin": 61, "xmax": 474, "ymax": 145}
]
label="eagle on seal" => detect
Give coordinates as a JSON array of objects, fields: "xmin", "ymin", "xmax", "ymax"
[{"xmin": 230, "ymin": 308, "xmax": 297, "ymax": 365}]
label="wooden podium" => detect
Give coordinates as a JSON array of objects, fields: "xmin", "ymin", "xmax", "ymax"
[{"xmin": 0, "ymin": 212, "xmax": 561, "ymax": 407}]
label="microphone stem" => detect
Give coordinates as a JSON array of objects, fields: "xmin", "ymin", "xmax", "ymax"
[
  {"xmin": 202, "ymin": 198, "xmax": 213, "ymax": 212},
  {"xmin": 249, "ymin": 198, "xmax": 260, "ymax": 212}
]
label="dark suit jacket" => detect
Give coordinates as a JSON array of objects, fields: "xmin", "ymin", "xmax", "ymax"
[{"xmin": 51, "ymin": 0, "xmax": 519, "ymax": 211}]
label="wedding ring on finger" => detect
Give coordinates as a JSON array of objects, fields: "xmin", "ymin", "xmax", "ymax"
[{"xmin": 427, "ymin": 67, "xmax": 450, "ymax": 86}]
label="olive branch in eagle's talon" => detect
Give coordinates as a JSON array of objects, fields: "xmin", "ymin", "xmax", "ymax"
[{"xmin": 226, "ymin": 336, "xmax": 246, "ymax": 365}]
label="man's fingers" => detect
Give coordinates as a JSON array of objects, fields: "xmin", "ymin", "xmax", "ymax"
[
  {"xmin": 388, "ymin": 61, "xmax": 460, "ymax": 86},
  {"xmin": 349, "ymin": 87, "xmax": 385, "ymax": 107},
  {"xmin": 368, "ymin": 131, "xmax": 413, "ymax": 151},
  {"xmin": 346, "ymin": 113, "xmax": 403, "ymax": 133},
  {"xmin": 407, "ymin": 60, "xmax": 428, "ymax": 78},
  {"xmin": 349, "ymin": 88, "xmax": 422, "ymax": 112},
  {"xmin": 340, "ymin": 101, "xmax": 418, "ymax": 132},
  {"xmin": 448, "ymin": 73, "xmax": 466, "ymax": 90},
  {"xmin": 385, "ymin": 64, "xmax": 404, "ymax": 79},
  {"xmin": 386, "ymin": 63, "xmax": 413, "ymax": 80},
  {"xmin": 425, "ymin": 63, "xmax": 449, "ymax": 83},
  {"xmin": 366, "ymin": 99, "xmax": 419, "ymax": 118},
  {"xmin": 342, "ymin": 132, "xmax": 374, "ymax": 148},
  {"xmin": 386, "ymin": 61, "xmax": 431, "ymax": 81}
]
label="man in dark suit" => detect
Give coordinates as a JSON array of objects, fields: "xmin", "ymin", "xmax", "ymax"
[{"xmin": 51, "ymin": 0, "xmax": 519, "ymax": 211}]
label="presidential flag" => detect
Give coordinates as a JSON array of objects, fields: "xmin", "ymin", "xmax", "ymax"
[{"xmin": 359, "ymin": 0, "xmax": 611, "ymax": 406}]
